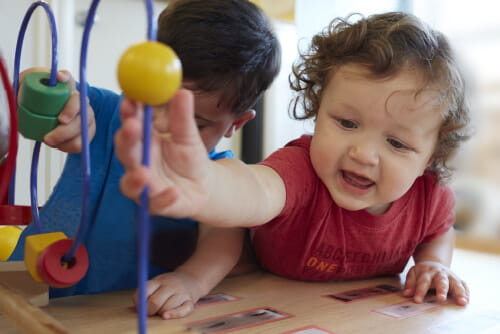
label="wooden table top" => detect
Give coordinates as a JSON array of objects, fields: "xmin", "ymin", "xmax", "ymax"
[{"xmin": 1, "ymin": 248, "xmax": 499, "ymax": 334}]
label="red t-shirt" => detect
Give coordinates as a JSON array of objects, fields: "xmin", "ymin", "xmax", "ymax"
[{"xmin": 254, "ymin": 135, "xmax": 455, "ymax": 281}]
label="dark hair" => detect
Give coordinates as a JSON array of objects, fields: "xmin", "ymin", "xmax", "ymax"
[
  {"xmin": 157, "ymin": 0, "xmax": 281, "ymax": 113},
  {"xmin": 290, "ymin": 12, "xmax": 470, "ymax": 181}
]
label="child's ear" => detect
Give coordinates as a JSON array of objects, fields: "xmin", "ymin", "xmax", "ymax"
[{"xmin": 224, "ymin": 109, "xmax": 256, "ymax": 138}]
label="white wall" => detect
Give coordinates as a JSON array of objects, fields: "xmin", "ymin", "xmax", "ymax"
[
  {"xmin": 72, "ymin": 0, "xmax": 167, "ymax": 92},
  {"xmin": 295, "ymin": 0, "xmax": 399, "ymax": 52},
  {"xmin": 262, "ymin": 21, "xmax": 311, "ymax": 159}
]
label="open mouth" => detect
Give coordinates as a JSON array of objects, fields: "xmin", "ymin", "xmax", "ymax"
[{"xmin": 342, "ymin": 170, "xmax": 375, "ymax": 189}]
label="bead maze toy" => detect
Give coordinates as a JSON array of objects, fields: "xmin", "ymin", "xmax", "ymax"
[
  {"xmin": 7, "ymin": 0, "xmax": 89, "ymax": 290},
  {"xmin": 0, "ymin": 22, "xmax": 63, "ymax": 334},
  {"xmin": 0, "ymin": 1, "xmax": 181, "ymax": 333}
]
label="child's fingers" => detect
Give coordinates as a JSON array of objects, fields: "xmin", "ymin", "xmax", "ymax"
[
  {"xmin": 45, "ymin": 115, "xmax": 82, "ymax": 147},
  {"xmin": 119, "ymin": 166, "xmax": 150, "ymax": 201},
  {"xmin": 120, "ymin": 98, "xmax": 142, "ymax": 122},
  {"xmin": 147, "ymin": 287, "xmax": 174, "ymax": 316},
  {"xmin": 132, "ymin": 279, "xmax": 160, "ymax": 306},
  {"xmin": 52, "ymin": 137, "xmax": 82, "ymax": 154},
  {"xmin": 432, "ymin": 272, "xmax": 449, "ymax": 302},
  {"xmin": 160, "ymin": 299, "xmax": 194, "ymax": 320},
  {"xmin": 450, "ymin": 279, "xmax": 470, "ymax": 306},
  {"xmin": 114, "ymin": 116, "xmax": 143, "ymax": 170},
  {"xmin": 56, "ymin": 70, "xmax": 75, "ymax": 87},
  {"xmin": 87, "ymin": 107, "xmax": 96, "ymax": 141},
  {"xmin": 153, "ymin": 105, "xmax": 169, "ymax": 134},
  {"xmin": 132, "ymin": 280, "xmax": 168, "ymax": 316},
  {"xmin": 149, "ymin": 186, "xmax": 180, "ymax": 215},
  {"xmin": 44, "ymin": 110, "xmax": 95, "ymax": 153},
  {"xmin": 413, "ymin": 272, "xmax": 433, "ymax": 303},
  {"xmin": 403, "ymin": 267, "xmax": 416, "ymax": 297},
  {"xmin": 159, "ymin": 292, "xmax": 190, "ymax": 312},
  {"xmin": 44, "ymin": 128, "xmax": 77, "ymax": 149},
  {"xmin": 166, "ymin": 89, "xmax": 199, "ymax": 145},
  {"xmin": 57, "ymin": 93, "xmax": 86, "ymax": 124}
]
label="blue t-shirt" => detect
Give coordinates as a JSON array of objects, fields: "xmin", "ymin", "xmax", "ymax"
[{"xmin": 9, "ymin": 86, "xmax": 233, "ymax": 298}]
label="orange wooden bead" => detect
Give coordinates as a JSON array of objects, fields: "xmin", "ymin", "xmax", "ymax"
[
  {"xmin": 36, "ymin": 238, "xmax": 89, "ymax": 288},
  {"xmin": 24, "ymin": 232, "xmax": 67, "ymax": 282}
]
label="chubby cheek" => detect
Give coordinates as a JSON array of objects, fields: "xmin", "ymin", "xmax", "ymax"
[
  {"xmin": 310, "ymin": 144, "xmax": 340, "ymax": 190},
  {"xmin": 310, "ymin": 143, "xmax": 328, "ymax": 174},
  {"xmin": 379, "ymin": 166, "xmax": 419, "ymax": 202}
]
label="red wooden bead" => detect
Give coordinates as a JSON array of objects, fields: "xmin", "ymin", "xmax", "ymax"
[
  {"xmin": 25, "ymin": 232, "xmax": 67, "ymax": 282},
  {"xmin": 36, "ymin": 238, "xmax": 89, "ymax": 288}
]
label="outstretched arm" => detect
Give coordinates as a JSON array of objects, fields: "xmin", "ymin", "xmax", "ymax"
[
  {"xmin": 114, "ymin": 89, "xmax": 286, "ymax": 228},
  {"xmin": 404, "ymin": 228, "xmax": 469, "ymax": 305}
]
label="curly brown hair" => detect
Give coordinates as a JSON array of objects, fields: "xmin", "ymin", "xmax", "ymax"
[{"xmin": 290, "ymin": 12, "xmax": 470, "ymax": 181}]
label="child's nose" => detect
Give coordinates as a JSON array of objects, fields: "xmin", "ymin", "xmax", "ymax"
[{"xmin": 348, "ymin": 140, "xmax": 379, "ymax": 166}]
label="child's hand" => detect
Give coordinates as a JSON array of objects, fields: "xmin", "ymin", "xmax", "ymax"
[
  {"xmin": 403, "ymin": 261, "xmax": 469, "ymax": 306},
  {"xmin": 133, "ymin": 271, "xmax": 204, "ymax": 319},
  {"xmin": 115, "ymin": 89, "xmax": 210, "ymax": 218},
  {"xmin": 42, "ymin": 70, "xmax": 96, "ymax": 153}
]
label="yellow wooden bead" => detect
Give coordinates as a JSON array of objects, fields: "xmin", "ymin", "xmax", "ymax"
[
  {"xmin": 24, "ymin": 232, "xmax": 67, "ymax": 282},
  {"xmin": 117, "ymin": 41, "xmax": 182, "ymax": 106},
  {"xmin": 0, "ymin": 226, "xmax": 22, "ymax": 261}
]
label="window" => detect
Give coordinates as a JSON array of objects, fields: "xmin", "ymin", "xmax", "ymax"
[{"xmin": 413, "ymin": 0, "xmax": 500, "ymax": 253}]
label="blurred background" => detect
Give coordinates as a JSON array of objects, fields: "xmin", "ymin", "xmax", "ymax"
[{"xmin": 0, "ymin": 0, "xmax": 499, "ymax": 251}]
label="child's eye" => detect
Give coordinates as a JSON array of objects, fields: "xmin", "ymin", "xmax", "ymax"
[
  {"xmin": 197, "ymin": 124, "xmax": 206, "ymax": 131},
  {"xmin": 387, "ymin": 138, "xmax": 407, "ymax": 149},
  {"xmin": 338, "ymin": 119, "xmax": 357, "ymax": 129}
]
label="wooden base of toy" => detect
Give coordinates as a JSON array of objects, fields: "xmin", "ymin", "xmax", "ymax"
[
  {"xmin": 0, "ymin": 262, "xmax": 67, "ymax": 333},
  {"xmin": 0, "ymin": 261, "xmax": 48, "ymax": 306}
]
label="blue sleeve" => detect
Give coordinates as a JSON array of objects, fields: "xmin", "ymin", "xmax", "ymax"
[
  {"xmin": 8, "ymin": 84, "xmax": 122, "ymax": 262},
  {"xmin": 208, "ymin": 148, "xmax": 234, "ymax": 160},
  {"xmin": 76, "ymin": 82, "xmax": 122, "ymax": 122}
]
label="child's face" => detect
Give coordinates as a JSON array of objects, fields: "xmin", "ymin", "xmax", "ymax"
[
  {"xmin": 154, "ymin": 84, "xmax": 254, "ymax": 152},
  {"xmin": 190, "ymin": 89, "xmax": 254, "ymax": 152},
  {"xmin": 311, "ymin": 64, "xmax": 444, "ymax": 214}
]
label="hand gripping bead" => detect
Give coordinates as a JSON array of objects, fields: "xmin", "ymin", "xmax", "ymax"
[{"xmin": 18, "ymin": 71, "xmax": 70, "ymax": 141}]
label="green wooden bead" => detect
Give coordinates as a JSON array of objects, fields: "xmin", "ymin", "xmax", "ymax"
[
  {"xmin": 18, "ymin": 106, "xmax": 60, "ymax": 142},
  {"xmin": 18, "ymin": 72, "xmax": 71, "ymax": 141}
]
